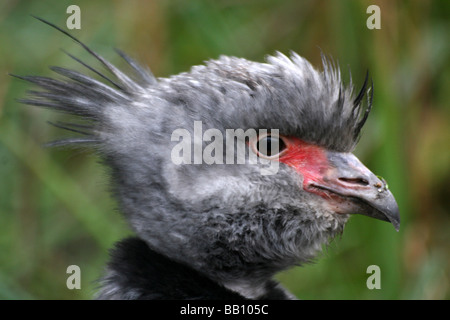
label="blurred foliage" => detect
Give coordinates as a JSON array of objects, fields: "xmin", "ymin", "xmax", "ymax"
[{"xmin": 0, "ymin": 0, "xmax": 448, "ymax": 299}]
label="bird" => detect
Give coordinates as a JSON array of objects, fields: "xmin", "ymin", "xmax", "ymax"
[{"xmin": 15, "ymin": 18, "xmax": 400, "ymax": 300}]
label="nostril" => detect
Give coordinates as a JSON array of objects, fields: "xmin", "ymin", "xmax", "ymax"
[{"xmin": 339, "ymin": 177, "xmax": 369, "ymax": 186}]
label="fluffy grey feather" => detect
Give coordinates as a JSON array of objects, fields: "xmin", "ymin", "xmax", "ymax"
[{"xmin": 16, "ymin": 19, "xmax": 378, "ymax": 299}]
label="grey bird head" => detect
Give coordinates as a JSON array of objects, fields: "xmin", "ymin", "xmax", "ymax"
[{"xmin": 16, "ymin": 18, "xmax": 399, "ymax": 297}]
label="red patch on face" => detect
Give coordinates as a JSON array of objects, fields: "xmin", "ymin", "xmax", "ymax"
[{"xmin": 278, "ymin": 137, "xmax": 329, "ymax": 191}]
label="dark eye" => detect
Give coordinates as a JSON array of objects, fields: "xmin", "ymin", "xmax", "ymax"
[{"xmin": 254, "ymin": 134, "xmax": 287, "ymax": 159}]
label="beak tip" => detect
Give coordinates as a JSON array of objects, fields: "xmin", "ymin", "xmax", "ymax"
[
  {"xmin": 380, "ymin": 200, "xmax": 400, "ymax": 232},
  {"xmin": 387, "ymin": 202, "xmax": 401, "ymax": 232},
  {"xmin": 393, "ymin": 221, "xmax": 400, "ymax": 232},
  {"xmin": 358, "ymin": 192, "xmax": 401, "ymax": 232},
  {"xmin": 382, "ymin": 203, "xmax": 400, "ymax": 232},
  {"xmin": 391, "ymin": 213, "xmax": 401, "ymax": 232}
]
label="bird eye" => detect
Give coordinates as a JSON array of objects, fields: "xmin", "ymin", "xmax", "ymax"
[{"xmin": 253, "ymin": 134, "xmax": 287, "ymax": 159}]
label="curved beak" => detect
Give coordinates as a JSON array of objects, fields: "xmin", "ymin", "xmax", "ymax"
[{"xmin": 311, "ymin": 152, "xmax": 400, "ymax": 231}]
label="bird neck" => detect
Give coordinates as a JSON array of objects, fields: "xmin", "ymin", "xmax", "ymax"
[{"xmin": 222, "ymin": 278, "xmax": 297, "ymax": 300}]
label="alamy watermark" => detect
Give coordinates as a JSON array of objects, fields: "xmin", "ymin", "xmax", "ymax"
[
  {"xmin": 366, "ymin": 5, "xmax": 381, "ymax": 30},
  {"xmin": 66, "ymin": 265, "xmax": 81, "ymax": 290},
  {"xmin": 171, "ymin": 121, "xmax": 281, "ymax": 176},
  {"xmin": 366, "ymin": 264, "xmax": 381, "ymax": 290},
  {"xmin": 65, "ymin": 4, "xmax": 381, "ymax": 31},
  {"xmin": 66, "ymin": 5, "xmax": 81, "ymax": 30}
]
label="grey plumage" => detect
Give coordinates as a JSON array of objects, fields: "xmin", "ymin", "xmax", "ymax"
[{"xmin": 15, "ymin": 18, "xmax": 399, "ymax": 300}]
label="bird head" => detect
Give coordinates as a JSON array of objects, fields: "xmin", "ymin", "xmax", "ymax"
[{"xmin": 17, "ymin": 19, "xmax": 399, "ymax": 292}]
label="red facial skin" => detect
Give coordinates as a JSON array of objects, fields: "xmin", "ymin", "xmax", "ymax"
[{"xmin": 278, "ymin": 137, "xmax": 331, "ymax": 197}]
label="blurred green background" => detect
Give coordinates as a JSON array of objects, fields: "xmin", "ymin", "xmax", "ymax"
[{"xmin": 0, "ymin": 0, "xmax": 448, "ymax": 299}]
